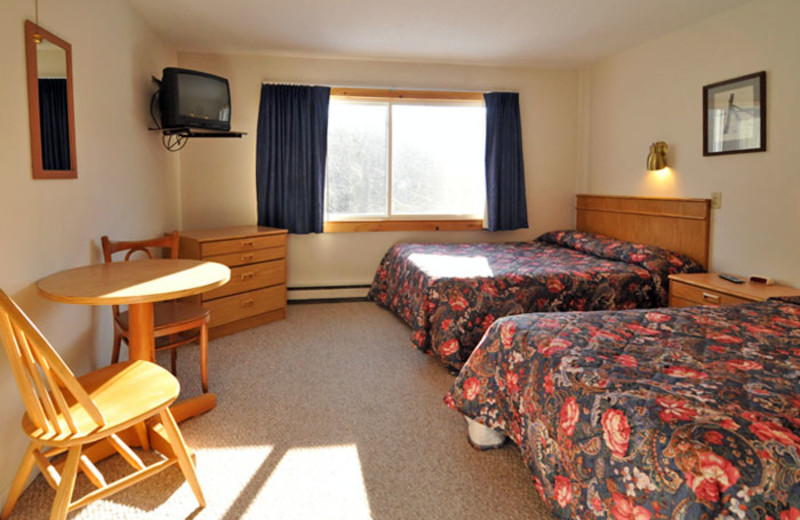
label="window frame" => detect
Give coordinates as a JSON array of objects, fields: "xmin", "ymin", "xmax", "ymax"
[{"xmin": 324, "ymin": 88, "xmax": 485, "ymax": 233}]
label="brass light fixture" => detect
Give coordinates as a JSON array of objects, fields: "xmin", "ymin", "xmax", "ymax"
[
  {"xmin": 647, "ymin": 141, "xmax": 668, "ymax": 171},
  {"xmin": 32, "ymin": 0, "xmax": 42, "ymax": 43}
]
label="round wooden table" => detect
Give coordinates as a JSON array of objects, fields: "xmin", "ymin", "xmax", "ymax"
[{"xmin": 38, "ymin": 259, "xmax": 230, "ymax": 423}]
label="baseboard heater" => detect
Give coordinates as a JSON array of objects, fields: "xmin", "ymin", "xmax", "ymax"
[{"xmin": 287, "ymin": 284, "xmax": 371, "ymax": 303}]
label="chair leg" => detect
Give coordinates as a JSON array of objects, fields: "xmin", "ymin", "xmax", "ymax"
[
  {"xmin": 50, "ymin": 446, "xmax": 81, "ymax": 520},
  {"xmin": 133, "ymin": 421, "xmax": 151, "ymax": 451},
  {"xmin": 1, "ymin": 443, "xmax": 37, "ymax": 520},
  {"xmin": 170, "ymin": 346, "xmax": 177, "ymax": 375},
  {"xmin": 200, "ymin": 323, "xmax": 209, "ymax": 393},
  {"xmin": 159, "ymin": 409, "xmax": 205, "ymax": 508},
  {"xmin": 111, "ymin": 332, "xmax": 122, "ymax": 364}
]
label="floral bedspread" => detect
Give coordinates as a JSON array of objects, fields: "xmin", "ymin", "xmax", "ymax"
[
  {"xmin": 446, "ymin": 297, "xmax": 800, "ymax": 519},
  {"xmin": 367, "ymin": 231, "xmax": 702, "ymax": 369}
]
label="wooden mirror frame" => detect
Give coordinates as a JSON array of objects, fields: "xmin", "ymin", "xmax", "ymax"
[{"xmin": 25, "ymin": 20, "xmax": 77, "ymax": 179}]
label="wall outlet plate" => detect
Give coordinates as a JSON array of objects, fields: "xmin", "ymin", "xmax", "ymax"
[{"xmin": 710, "ymin": 191, "xmax": 722, "ymax": 209}]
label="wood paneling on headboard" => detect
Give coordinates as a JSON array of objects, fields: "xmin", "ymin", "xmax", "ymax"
[{"xmin": 576, "ymin": 195, "xmax": 711, "ymax": 269}]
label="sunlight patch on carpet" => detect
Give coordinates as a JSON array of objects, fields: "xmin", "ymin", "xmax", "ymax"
[{"xmin": 246, "ymin": 444, "xmax": 372, "ymax": 520}]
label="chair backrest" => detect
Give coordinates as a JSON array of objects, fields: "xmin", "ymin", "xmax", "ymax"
[
  {"xmin": 100, "ymin": 231, "xmax": 180, "ymax": 318},
  {"xmin": 0, "ymin": 289, "xmax": 105, "ymax": 436},
  {"xmin": 101, "ymin": 231, "xmax": 180, "ymax": 263}
]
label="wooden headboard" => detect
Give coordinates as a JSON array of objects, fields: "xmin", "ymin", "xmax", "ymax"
[{"xmin": 576, "ymin": 194, "xmax": 711, "ymax": 269}]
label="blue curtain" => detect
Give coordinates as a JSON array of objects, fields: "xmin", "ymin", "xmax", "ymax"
[
  {"xmin": 256, "ymin": 84, "xmax": 331, "ymax": 234},
  {"xmin": 38, "ymin": 79, "xmax": 71, "ymax": 170},
  {"xmin": 484, "ymin": 92, "xmax": 528, "ymax": 231}
]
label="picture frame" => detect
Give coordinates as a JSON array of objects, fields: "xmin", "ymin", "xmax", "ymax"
[{"xmin": 703, "ymin": 71, "xmax": 766, "ymax": 156}]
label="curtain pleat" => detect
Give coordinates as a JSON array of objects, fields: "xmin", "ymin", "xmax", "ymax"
[
  {"xmin": 256, "ymin": 84, "xmax": 331, "ymax": 234},
  {"xmin": 38, "ymin": 78, "xmax": 71, "ymax": 171},
  {"xmin": 484, "ymin": 92, "xmax": 528, "ymax": 231}
]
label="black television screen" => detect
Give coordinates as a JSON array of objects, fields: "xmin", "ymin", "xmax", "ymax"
[{"xmin": 159, "ymin": 67, "xmax": 231, "ymax": 131}]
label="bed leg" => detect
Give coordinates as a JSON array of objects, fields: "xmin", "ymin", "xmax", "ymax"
[{"xmin": 465, "ymin": 417, "xmax": 507, "ymax": 450}]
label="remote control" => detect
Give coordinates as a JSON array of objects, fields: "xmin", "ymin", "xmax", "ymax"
[{"xmin": 718, "ymin": 273, "xmax": 745, "ymax": 284}]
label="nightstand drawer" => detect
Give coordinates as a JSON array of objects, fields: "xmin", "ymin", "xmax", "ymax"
[
  {"xmin": 670, "ymin": 281, "xmax": 751, "ymax": 306},
  {"xmin": 205, "ymin": 285, "xmax": 286, "ymax": 327},
  {"xmin": 203, "ymin": 260, "xmax": 286, "ymax": 300}
]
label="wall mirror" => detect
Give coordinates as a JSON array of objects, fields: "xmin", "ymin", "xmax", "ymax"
[{"xmin": 25, "ymin": 20, "xmax": 77, "ymax": 179}]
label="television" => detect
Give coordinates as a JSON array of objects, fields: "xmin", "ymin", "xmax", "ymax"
[{"xmin": 159, "ymin": 67, "xmax": 231, "ymax": 131}]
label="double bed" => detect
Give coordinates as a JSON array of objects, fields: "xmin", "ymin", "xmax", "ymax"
[
  {"xmin": 445, "ymin": 297, "xmax": 800, "ymax": 518},
  {"xmin": 368, "ymin": 195, "xmax": 711, "ymax": 369}
]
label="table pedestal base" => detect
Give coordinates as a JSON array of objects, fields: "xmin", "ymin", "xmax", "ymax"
[{"xmin": 170, "ymin": 393, "xmax": 217, "ymax": 423}]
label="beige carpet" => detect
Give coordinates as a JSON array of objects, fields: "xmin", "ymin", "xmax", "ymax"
[{"xmin": 7, "ymin": 302, "xmax": 553, "ymax": 519}]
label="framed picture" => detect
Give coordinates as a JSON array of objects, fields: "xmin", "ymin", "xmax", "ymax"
[{"xmin": 703, "ymin": 71, "xmax": 766, "ymax": 156}]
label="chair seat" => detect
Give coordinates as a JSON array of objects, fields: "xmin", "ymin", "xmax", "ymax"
[
  {"xmin": 115, "ymin": 301, "xmax": 209, "ymax": 336},
  {"xmin": 22, "ymin": 361, "xmax": 180, "ymax": 446}
]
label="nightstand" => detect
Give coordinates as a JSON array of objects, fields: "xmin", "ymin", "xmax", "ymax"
[{"xmin": 668, "ymin": 273, "xmax": 800, "ymax": 307}]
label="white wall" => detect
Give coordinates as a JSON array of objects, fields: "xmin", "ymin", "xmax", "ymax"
[
  {"xmin": 582, "ymin": 0, "xmax": 800, "ymax": 286},
  {"xmin": 176, "ymin": 53, "xmax": 580, "ymax": 288},
  {"xmin": 0, "ymin": 0, "xmax": 177, "ymax": 502}
]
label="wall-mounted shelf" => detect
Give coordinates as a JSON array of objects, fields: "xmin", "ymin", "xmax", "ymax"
[
  {"xmin": 149, "ymin": 127, "xmax": 246, "ymax": 151},
  {"xmin": 153, "ymin": 127, "xmax": 246, "ymax": 138}
]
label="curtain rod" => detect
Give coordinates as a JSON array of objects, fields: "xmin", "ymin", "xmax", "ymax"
[{"xmin": 260, "ymin": 81, "xmax": 518, "ymax": 94}]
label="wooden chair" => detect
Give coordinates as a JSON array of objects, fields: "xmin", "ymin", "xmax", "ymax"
[
  {"xmin": 0, "ymin": 289, "xmax": 205, "ymax": 520},
  {"xmin": 101, "ymin": 232, "xmax": 211, "ymax": 392}
]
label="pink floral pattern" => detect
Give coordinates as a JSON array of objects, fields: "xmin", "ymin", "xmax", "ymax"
[
  {"xmin": 446, "ymin": 296, "xmax": 800, "ymax": 518},
  {"xmin": 602, "ymin": 408, "xmax": 630, "ymax": 458},
  {"xmin": 552, "ymin": 475, "xmax": 573, "ymax": 508},
  {"xmin": 559, "ymin": 397, "xmax": 580, "ymax": 437},
  {"xmin": 683, "ymin": 451, "xmax": 741, "ymax": 503},
  {"xmin": 368, "ymin": 230, "xmax": 702, "ymax": 369}
]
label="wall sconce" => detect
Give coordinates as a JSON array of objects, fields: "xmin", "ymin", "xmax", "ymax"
[{"xmin": 647, "ymin": 141, "xmax": 668, "ymax": 171}]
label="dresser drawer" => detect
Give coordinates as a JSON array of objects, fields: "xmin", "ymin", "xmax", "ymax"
[
  {"xmin": 201, "ymin": 235, "xmax": 285, "ymax": 257},
  {"xmin": 204, "ymin": 260, "xmax": 285, "ymax": 300},
  {"xmin": 206, "ymin": 246, "xmax": 286, "ymax": 268},
  {"xmin": 205, "ymin": 285, "xmax": 286, "ymax": 327},
  {"xmin": 670, "ymin": 281, "xmax": 751, "ymax": 306}
]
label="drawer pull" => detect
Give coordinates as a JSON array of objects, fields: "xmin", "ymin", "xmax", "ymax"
[
  {"xmin": 241, "ymin": 299, "xmax": 255, "ymax": 307},
  {"xmin": 241, "ymin": 253, "xmax": 256, "ymax": 262},
  {"xmin": 702, "ymin": 292, "xmax": 720, "ymax": 303},
  {"xmin": 241, "ymin": 240, "xmax": 255, "ymax": 248},
  {"xmin": 240, "ymin": 272, "xmax": 255, "ymax": 281}
]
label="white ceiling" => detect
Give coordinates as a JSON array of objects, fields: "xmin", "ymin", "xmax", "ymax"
[{"xmin": 125, "ymin": 0, "xmax": 751, "ymax": 67}]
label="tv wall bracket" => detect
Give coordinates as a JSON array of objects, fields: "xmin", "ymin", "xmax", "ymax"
[{"xmin": 149, "ymin": 127, "xmax": 246, "ymax": 152}]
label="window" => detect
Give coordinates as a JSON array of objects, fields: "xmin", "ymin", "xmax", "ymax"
[{"xmin": 325, "ymin": 89, "xmax": 486, "ymax": 231}]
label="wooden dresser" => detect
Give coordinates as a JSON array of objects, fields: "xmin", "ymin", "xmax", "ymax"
[
  {"xmin": 669, "ymin": 272, "xmax": 800, "ymax": 307},
  {"xmin": 179, "ymin": 226, "xmax": 288, "ymax": 338}
]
